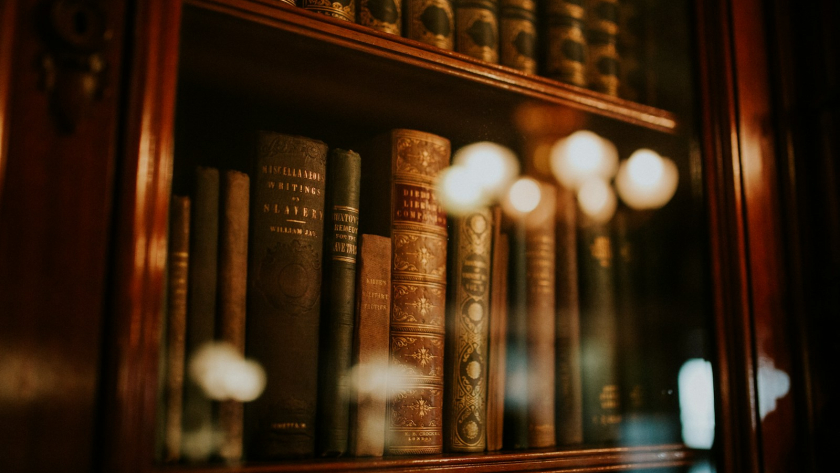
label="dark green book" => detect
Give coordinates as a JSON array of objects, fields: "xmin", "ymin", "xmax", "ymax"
[{"xmin": 317, "ymin": 148, "xmax": 362, "ymax": 456}]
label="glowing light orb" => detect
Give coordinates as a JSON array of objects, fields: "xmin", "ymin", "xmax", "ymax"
[
  {"xmin": 550, "ymin": 130, "xmax": 618, "ymax": 190},
  {"xmin": 453, "ymin": 141, "xmax": 519, "ymax": 198},
  {"xmin": 577, "ymin": 177, "xmax": 617, "ymax": 223},
  {"xmin": 616, "ymin": 149, "xmax": 679, "ymax": 209},
  {"xmin": 435, "ymin": 164, "xmax": 487, "ymax": 215},
  {"xmin": 188, "ymin": 342, "xmax": 266, "ymax": 402},
  {"xmin": 507, "ymin": 177, "xmax": 542, "ymax": 214}
]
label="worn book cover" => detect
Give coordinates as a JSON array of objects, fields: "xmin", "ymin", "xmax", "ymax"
[
  {"xmin": 405, "ymin": 0, "xmax": 455, "ymax": 50},
  {"xmin": 499, "ymin": 0, "xmax": 537, "ymax": 73},
  {"xmin": 544, "ymin": 0, "xmax": 588, "ymax": 87},
  {"xmin": 455, "ymin": 0, "xmax": 499, "ymax": 63},
  {"xmin": 586, "ymin": 0, "xmax": 620, "ymax": 95},
  {"xmin": 348, "ymin": 234, "xmax": 392, "ymax": 456},
  {"xmin": 444, "ymin": 207, "xmax": 494, "ymax": 452},
  {"xmin": 317, "ymin": 148, "xmax": 362, "ymax": 456},
  {"xmin": 359, "ymin": 129, "xmax": 450, "ymax": 455},
  {"xmin": 358, "ymin": 0, "xmax": 402, "ymax": 35},
  {"xmin": 486, "ymin": 222, "xmax": 508, "ymax": 451},
  {"xmin": 245, "ymin": 132, "xmax": 328, "ymax": 459}
]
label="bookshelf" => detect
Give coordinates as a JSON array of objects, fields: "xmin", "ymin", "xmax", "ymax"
[{"xmin": 1, "ymin": 0, "xmax": 823, "ymax": 472}]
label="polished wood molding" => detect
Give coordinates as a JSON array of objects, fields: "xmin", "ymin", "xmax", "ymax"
[
  {"xmin": 154, "ymin": 445, "xmax": 702, "ymax": 472},
  {"xmin": 183, "ymin": 0, "xmax": 677, "ymax": 133},
  {"xmin": 0, "ymin": 0, "xmax": 17, "ymax": 203}
]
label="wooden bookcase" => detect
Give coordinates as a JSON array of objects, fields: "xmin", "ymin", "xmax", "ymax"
[{"xmin": 2, "ymin": 0, "xmax": 832, "ymax": 472}]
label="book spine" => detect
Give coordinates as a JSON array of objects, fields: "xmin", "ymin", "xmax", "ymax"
[
  {"xmin": 503, "ymin": 218, "xmax": 528, "ymax": 449},
  {"xmin": 544, "ymin": 0, "xmax": 588, "ymax": 87},
  {"xmin": 357, "ymin": 0, "xmax": 402, "ymax": 35},
  {"xmin": 617, "ymin": 0, "xmax": 643, "ymax": 102},
  {"xmin": 586, "ymin": 0, "xmax": 620, "ymax": 95},
  {"xmin": 578, "ymin": 220, "xmax": 622, "ymax": 443},
  {"xmin": 444, "ymin": 208, "xmax": 493, "ymax": 452},
  {"xmin": 405, "ymin": 0, "xmax": 455, "ymax": 50},
  {"xmin": 485, "ymin": 223, "xmax": 508, "ymax": 451},
  {"xmin": 384, "ymin": 129, "xmax": 450, "ymax": 455},
  {"xmin": 318, "ymin": 149, "xmax": 362, "ymax": 456},
  {"xmin": 524, "ymin": 184, "xmax": 556, "ymax": 448},
  {"xmin": 455, "ymin": 0, "xmax": 499, "ymax": 63},
  {"xmin": 499, "ymin": 0, "xmax": 537, "ymax": 74},
  {"xmin": 245, "ymin": 133, "xmax": 328, "ymax": 459},
  {"xmin": 217, "ymin": 170, "xmax": 250, "ymax": 462},
  {"xmin": 555, "ymin": 187, "xmax": 583, "ymax": 445},
  {"xmin": 277, "ymin": 0, "xmax": 296, "ymax": 5},
  {"xmin": 164, "ymin": 196, "xmax": 190, "ymax": 463},
  {"xmin": 302, "ymin": 0, "xmax": 356, "ymax": 22},
  {"xmin": 183, "ymin": 166, "xmax": 219, "ymax": 444},
  {"xmin": 348, "ymin": 234, "xmax": 392, "ymax": 457}
]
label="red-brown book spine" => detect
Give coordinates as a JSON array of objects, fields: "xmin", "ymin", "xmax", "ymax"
[
  {"xmin": 524, "ymin": 183, "xmax": 557, "ymax": 448},
  {"xmin": 486, "ymin": 220, "xmax": 508, "ymax": 451},
  {"xmin": 359, "ymin": 129, "xmax": 450, "ymax": 455},
  {"xmin": 245, "ymin": 132, "xmax": 328, "ymax": 459},
  {"xmin": 348, "ymin": 234, "xmax": 392, "ymax": 456},
  {"xmin": 444, "ymin": 207, "xmax": 494, "ymax": 452},
  {"xmin": 217, "ymin": 170, "xmax": 250, "ymax": 462},
  {"xmin": 164, "ymin": 196, "xmax": 190, "ymax": 463}
]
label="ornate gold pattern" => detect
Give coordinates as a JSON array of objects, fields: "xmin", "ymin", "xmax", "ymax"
[
  {"xmin": 590, "ymin": 235, "xmax": 613, "ymax": 268},
  {"xmin": 457, "ymin": 9, "xmax": 499, "ymax": 63},
  {"xmin": 407, "ymin": 0, "xmax": 455, "ymax": 49},
  {"xmin": 500, "ymin": 19, "xmax": 537, "ymax": 74}
]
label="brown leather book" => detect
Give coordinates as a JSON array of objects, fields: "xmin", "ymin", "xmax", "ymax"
[
  {"xmin": 358, "ymin": 129, "xmax": 450, "ymax": 455},
  {"xmin": 301, "ymin": 0, "xmax": 355, "ymax": 22},
  {"xmin": 586, "ymin": 0, "xmax": 620, "ymax": 95},
  {"xmin": 486, "ymin": 224, "xmax": 508, "ymax": 451},
  {"xmin": 245, "ymin": 132, "xmax": 328, "ymax": 459},
  {"xmin": 555, "ymin": 186, "xmax": 583, "ymax": 446},
  {"xmin": 405, "ymin": 0, "xmax": 455, "ymax": 50},
  {"xmin": 455, "ymin": 0, "xmax": 499, "ymax": 63},
  {"xmin": 524, "ymin": 183, "xmax": 557, "ymax": 448},
  {"xmin": 183, "ymin": 166, "xmax": 219, "ymax": 450},
  {"xmin": 357, "ymin": 0, "xmax": 402, "ymax": 35},
  {"xmin": 499, "ymin": 0, "xmax": 537, "ymax": 74},
  {"xmin": 217, "ymin": 170, "xmax": 250, "ymax": 462},
  {"xmin": 444, "ymin": 207, "xmax": 494, "ymax": 452},
  {"xmin": 348, "ymin": 234, "xmax": 392, "ymax": 457},
  {"xmin": 317, "ymin": 148, "xmax": 362, "ymax": 456},
  {"xmin": 164, "ymin": 196, "xmax": 190, "ymax": 463},
  {"xmin": 544, "ymin": 0, "xmax": 588, "ymax": 87}
]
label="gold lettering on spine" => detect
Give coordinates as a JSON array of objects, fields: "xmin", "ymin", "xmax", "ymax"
[{"xmin": 331, "ymin": 206, "xmax": 359, "ymax": 262}]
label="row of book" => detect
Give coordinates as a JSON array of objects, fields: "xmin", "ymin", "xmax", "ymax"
[
  {"xmin": 161, "ymin": 128, "xmax": 657, "ymax": 463},
  {"xmin": 289, "ymin": 0, "xmax": 654, "ymax": 103}
]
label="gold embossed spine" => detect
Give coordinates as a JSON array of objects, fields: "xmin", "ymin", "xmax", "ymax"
[
  {"xmin": 358, "ymin": 0, "xmax": 402, "ymax": 35},
  {"xmin": 455, "ymin": 0, "xmax": 499, "ymax": 63},
  {"xmin": 444, "ymin": 209, "xmax": 493, "ymax": 452},
  {"xmin": 545, "ymin": 0, "xmax": 588, "ymax": 87},
  {"xmin": 302, "ymin": 0, "xmax": 356, "ymax": 22},
  {"xmin": 499, "ymin": 0, "xmax": 537, "ymax": 73},
  {"xmin": 586, "ymin": 0, "xmax": 620, "ymax": 95},
  {"xmin": 405, "ymin": 0, "xmax": 455, "ymax": 50}
]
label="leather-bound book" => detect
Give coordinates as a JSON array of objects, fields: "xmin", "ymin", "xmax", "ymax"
[
  {"xmin": 503, "ymin": 217, "xmax": 528, "ymax": 449},
  {"xmin": 404, "ymin": 0, "xmax": 455, "ymax": 50},
  {"xmin": 544, "ymin": 0, "xmax": 588, "ymax": 87},
  {"xmin": 486, "ymin": 226, "xmax": 508, "ymax": 451},
  {"xmin": 499, "ymin": 0, "xmax": 537, "ymax": 73},
  {"xmin": 358, "ymin": 0, "xmax": 402, "ymax": 35},
  {"xmin": 578, "ymin": 219, "xmax": 622, "ymax": 444},
  {"xmin": 217, "ymin": 170, "xmax": 250, "ymax": 462},
  {"xmin": 555, "ymin": 187, "xmax": 583, "ymax": 446},
  {"xmin": 358, "ymin": 129, "xmax": 450, "ymax": 455},
  {"xmin": 317, "ymin": 148, "xmax": 362, "ymax": 456},
  {"xmin": 348, "ymin": 234, "xmax": 392, "ymax": 457},
  {"xmin": 617, "ymin": 0, "xmax": 644, "ymax": 102},
  {"xmin": 524, "ymin": 183, "xmax": 557, "ymax": 448},
  {"xmin": 586, "ymin": 0, "xmax": 620, "ymax": 95},
  {"xmin": 245, "ymin": 132, "xmax": 328, "ymax": 459},
  {"xmin": 183, "ymin": 166, "xmax": 219, "ymax": 448},
  {"xmin": 455, "ymin": 0, "xmax": 499, "ymax": 63},
  {"xmin": 164, "ymin": 196, "xmax": 190, "ymax": 463},
  {"xmin": 444, "ymin": 207, "xmax": 494, "ymax": 452},
  {"xmin": 302, "ymin": 0, "xmax": 355, "ymax": 22}
]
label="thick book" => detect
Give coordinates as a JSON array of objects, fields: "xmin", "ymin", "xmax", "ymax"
[
  {"xmin": 544, "ymin": 0, "xmax": 588, "ymax": 87},
  {"xmin": 455, "ymin": 0, "xmax": 499, "ymax": 63},
  {"xmin": 164, "ymin": 196, "xmax": 190, "ymax": 463},
  {"xmin": 524, "ymin": 183, "xmax": 557, "ymax": 448},
  {"xmin": 317, "ymin": 148, "xmax": 363, "ymax": 456},
  {"xmin": 183, "ymin": 166, "xmax": 219, "ymax": 450},
  {"xmin": 358, "ymin": 129, "xmax": 450, "ymax": 455},
  {"xmin": 578, "ymin": 219, "xmax": 622, "ymax": 444},
  {"xmin": 405, "ymin": 0, "xmax": 455, "ymax": 50},
  {"xmin": 217, "ymin": 170, "xmax": 250, "ymax": 462},
  {"xmin": 245, "ymin": 132, "xmax": 328, "ymax": 459},
  {"xmin": 486, "ymin": 227, "xmax": 508, "ymax": 451},
  {"xmin": 499, "ymin": 0, "xmax": 537, "ymax": 73},
  {"xmin": 555, "ymin": 187, "xmax": 583, "ymax": 445},
  {"xmin": 357, "ymin": 0, "xmax": 402, "ymax": 35},
  {"xmin": 586, "ymin": 0, "xmax": 620, "ymax": 96},
  {"xmin": 348, "ymin": 234, "xmax": 392, "ymax": 457},
  {"xmin": 302, "ymin": 0, "xmax": 355, "ymax": 22},
  {"xmin": 443, "ymin": 207, "xmax": 494, "ymax": 452},
  {"xmin": 503, "ymin": 216, "xmax": 528, "ymax": 450},
  {"xmin": 617, "ymin": 0, "xmax": 644, "ymax": 102}
]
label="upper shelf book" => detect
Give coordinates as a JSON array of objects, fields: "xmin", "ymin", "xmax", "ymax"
[{"xmin": 179, "ymin": 0, "xmax": 678, "ymax": 136}]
